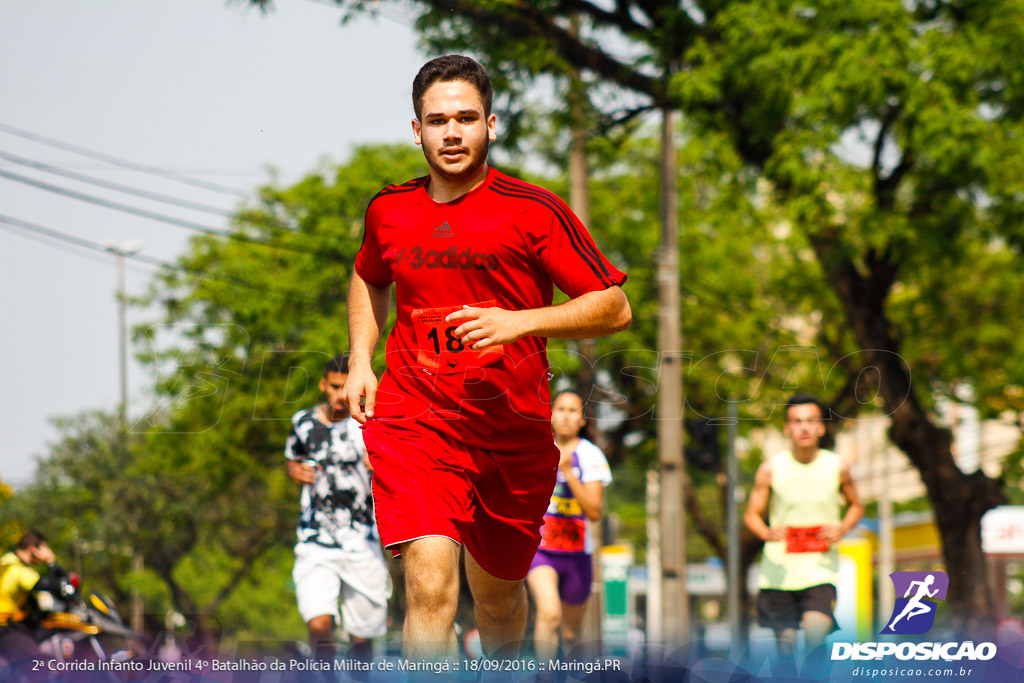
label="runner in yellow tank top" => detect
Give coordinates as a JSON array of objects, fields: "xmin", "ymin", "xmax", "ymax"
[{"xmin": 744, "ymin": 394, "xmax": 864, "ymax": 657}]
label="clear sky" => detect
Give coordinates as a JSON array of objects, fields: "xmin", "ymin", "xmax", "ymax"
[{"xmin": 0, "ymin": 0, "xmax": 426, "ymax": 485}]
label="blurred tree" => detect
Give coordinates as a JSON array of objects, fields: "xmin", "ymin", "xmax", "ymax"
[
  {"xmin": 0, "ymin": 475, "xmax": 19, "ymax": 550},
  {"xmin": 678, "ymin": 0, "xmax": 1024, "ymax": 630}
]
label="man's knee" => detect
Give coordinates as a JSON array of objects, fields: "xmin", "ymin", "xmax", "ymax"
[
  {"xmin": 308, "ymin": 614, "xmax": 334, "ymax": 635},
  {"xmin": 475, "ymin": 582, "xmax": 526, "ymax": 622},
  {"xmin": 801, "ymin": 611, "xmax": 833, "ymax": 642},
  {"xmin": 406, "ymin": 563, "xmax": 459, "ymax": 612},
  {"xmin": 776, "ymin": 628, "xmax": 797, "ymax": 647},
  {"xmin": 534, "ymin": 601, "xmax": 562, "ymax": 630}
]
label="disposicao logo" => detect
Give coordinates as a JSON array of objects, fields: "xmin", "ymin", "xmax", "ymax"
[
  {"xmin": 882, "ymin": 570, "xmax": 949, "ymax": 635},
  {"xmin": 831, "ymin": 571, "xmax": 997, "ymax": 662}
]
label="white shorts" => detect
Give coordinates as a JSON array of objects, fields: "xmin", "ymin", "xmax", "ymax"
[{"xmin": 292, "ymin": 540, "xmax": 391, "ymax": 638}]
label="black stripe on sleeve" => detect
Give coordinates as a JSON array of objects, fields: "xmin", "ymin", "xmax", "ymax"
[
  {"xmin": 492, "ymin": 176, "xmax": 614, "ymax": 283},
  {"xmin": 490, "ymin": 177, "xmax": 614, "ymax": 287}
]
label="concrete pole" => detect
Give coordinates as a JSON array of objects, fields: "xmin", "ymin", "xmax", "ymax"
[
  {"xmin": 726, "ymin": 403, "xmax": 742, "ymax": 654},
  {"xmin": 879, "ymin": 444, "xmax": 895, "ymax": 626},
  {"xmin": 105, "ymin": 240, "xmax": 143, "ymax": 633},
  {"xmin": 646, "ymin": 469, "xmax": 663, "ymax": 648},
  {"xmin": 116, "ymin": 250, "xmax": 128, "ymax": 424},
  {"xmin": 657, "ymin": 105, "xmax": 688, "ymax": 646}
]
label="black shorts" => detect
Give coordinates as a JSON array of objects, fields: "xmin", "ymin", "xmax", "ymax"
[{"xmin": 757, "ymin": 583, "xmax": 839, "ymax": 633}]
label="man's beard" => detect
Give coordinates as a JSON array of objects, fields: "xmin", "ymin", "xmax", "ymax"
[{"xmin": 426, "ymin": 137, "xmax": 490, "ymax": 181}]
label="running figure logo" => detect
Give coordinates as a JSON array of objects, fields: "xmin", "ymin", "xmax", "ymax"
[{"xmin": 881, "ymin": 571, "xmax": 949, "ymax": 635}]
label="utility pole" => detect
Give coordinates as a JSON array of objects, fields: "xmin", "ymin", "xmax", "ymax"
[
  {"xmin": 646, "ymin": 469, "xmax": 663, "ymax": 647},
  {"xmin": 103, "ymin": 239, "xmax": 143, "ymax": 633},
  {"xmin": 565, "ymin": 41, "xmax": 604, "ymax": 652},
  {"xmin": 657, "ymin": 105, "xmax": 688, "ymax": 646},
  {"xmin": 103, "ymin": 240, "xmax": 142, "ymax": 423},
  {"xmin": 879, "ymin": 443, "xmax": 895, "ymax": 627},
  {"xmin": 725, "ymin": 402, "xmax": 742, "ymax": 655}
]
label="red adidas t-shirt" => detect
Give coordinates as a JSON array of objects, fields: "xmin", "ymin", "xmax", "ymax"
[{"xmin": 354, "ymin": 166, "xmax": 627, "ymax": 451}]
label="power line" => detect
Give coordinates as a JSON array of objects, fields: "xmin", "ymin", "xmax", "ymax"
[
  {"xmin": 0, "ymin": 148, "xmax": 296, "ymax": 232},
  {"xmin": 0, "ymin": 167, "xmax": 325, "ymax": 258},
  {"xmin": 0, "ymin": 122, "xmax": 249, "ymax": 198},
  {"xmin": 0, "ymin": 161, "xmax": 274, "ymax": 177},
  {"xmin": 0, "ymin": 220, "xmax": 141, "ymax": 271},
  {"xmin": 0, "ymin": 149, "xmax": 236, "ymax": 217},
  {"xmin": 0, "ymin": 214, "xmax": 313, "ymax": 301}
]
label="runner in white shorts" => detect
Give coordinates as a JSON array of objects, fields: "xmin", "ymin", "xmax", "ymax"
[{"xmin": 285, "ymin": 354, "xmax": 391, "ymax": 662}]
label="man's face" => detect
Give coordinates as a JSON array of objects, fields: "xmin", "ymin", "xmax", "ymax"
[
  {"xmin": 319, "ymin": 371, "xmax": 348, "ymax": 414},
  {"xmin": 412, "ymin": 79, "xmax": 496, "ymax": 183},
  {"xmin": 783, "ymin": 402, "xmax": 826, "ymax": 449}
]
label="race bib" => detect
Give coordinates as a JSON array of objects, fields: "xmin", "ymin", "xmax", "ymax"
[
  {"xmin": 539, "ymin": 517, "xmax": 587, "ymax": 553},
  {"xmin": 410, "ymin": 301, "xmax": 505, "ymax": 374},
  {"xmin": 786, "ymin": 525, "xmax": 829, "ymax": 553}
]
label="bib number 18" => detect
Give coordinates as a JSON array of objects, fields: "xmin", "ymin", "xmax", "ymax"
[
  {"xmin": 426, "ymin": 325, "xmax": 465, "ymax": 354},
  {"xmin": 411, "ymin": 301, "xmax": 505, "ymax": 374}
]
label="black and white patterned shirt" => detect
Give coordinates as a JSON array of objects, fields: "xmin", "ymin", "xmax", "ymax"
[{"xmin": 285, "ymin": 407, "xmax": 376, "ymax": 548}]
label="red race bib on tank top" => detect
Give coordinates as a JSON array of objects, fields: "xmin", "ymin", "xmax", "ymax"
[{"xmin": 786, "ymin": 525, "xmax": 829, "ymax": 553}]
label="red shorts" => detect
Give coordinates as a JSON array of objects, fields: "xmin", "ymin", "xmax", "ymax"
[{"xmin": 362, "ymin": 418, "xmax": 558, "ymax": 582}]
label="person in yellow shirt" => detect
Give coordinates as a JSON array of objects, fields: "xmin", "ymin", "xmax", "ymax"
[
  {"xmin": 0, "ymin": 530, "xmax": 62, "ymax": 619},
  {"xmin": 744, "ymin": 394, "xmax": 864, "ymax": 658},
  {"xmin": 0, "ymin": 530, "xmax": 64, "ymax": 660}
]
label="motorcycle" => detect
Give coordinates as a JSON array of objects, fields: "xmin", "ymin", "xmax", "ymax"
[{"xmin": 29, "ymin": 571, "xmax": 150, "ymax": 664}]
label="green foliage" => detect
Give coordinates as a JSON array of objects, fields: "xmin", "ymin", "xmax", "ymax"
[
  {"xmin": 679, "ymin": 0, "xmax": 1024, "ymax": 427},
  {"xmin": 0, "ymin": 412, "xmax": 143, "ymax": 607},
  {"xmin": 0, "ymin": 475, "xmax": 21, "ymax": 550}
]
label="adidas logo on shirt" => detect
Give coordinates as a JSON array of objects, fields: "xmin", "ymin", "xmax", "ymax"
[{"xmin": 430, "ymin": 221, "xmax": 455, "ymax": 239}]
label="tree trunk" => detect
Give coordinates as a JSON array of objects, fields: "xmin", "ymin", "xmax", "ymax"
[{"xmin": 811, "ymin": 234, "xmax": 1004, "ymax": 634}]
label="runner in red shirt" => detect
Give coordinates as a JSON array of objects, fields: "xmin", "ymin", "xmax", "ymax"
[{"xmin": 344, "ymin": 55, "xmax": 630, "ymax": 661}]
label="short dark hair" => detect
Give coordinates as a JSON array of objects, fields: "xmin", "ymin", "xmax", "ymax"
[
  {"xmin": 325, "ymin": 354, "xmax": 349, "ymax": 377},
  {"xmin": 17, "ymin": 530, "xmax": 47, "ymax": 551},
  {"xmin": 412, "ymin": 55, "xmax": 493, "ymax": 120},
  {"xmin": 784, "ymin": 393, "xmax": 827, "ymax": 420}
]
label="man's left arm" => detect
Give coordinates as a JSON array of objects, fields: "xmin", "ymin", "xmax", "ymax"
[
  {"xmin": 447, "ymin": 286, "xmax": 631, "ymax": 349},
  {"xmin": 822, "ymin": 461, "xmax": 865, "ymax": 543}
]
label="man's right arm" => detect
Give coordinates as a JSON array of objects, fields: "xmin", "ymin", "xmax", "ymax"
[
  {"xmin": 745, "ymin": 462, "xmax": 783, "ymax": 542},
  {"xmin": 344, "ymin": 272, "xmax": 391, "ymax": 423}
]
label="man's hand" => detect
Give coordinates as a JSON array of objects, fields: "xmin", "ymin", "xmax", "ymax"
[
  {"xmin": 287, "ymin": 460, "xmax": 318, "ymax": 485},
  {"xmin": 34, "ymin": 545, "xmax": 56, "ymax": 565},
  {"xmin": 819, "ymin": 524, "xmax": 844, "ymax": 544},
  {"xmin": 764, "ymin": 527, "xmax": 786, "ymax": 542},
  {"xmin": 343, "ymin": 362, "xmax": 379, "ymax": 424},
  {"xmin": 446, "ymin": 305, "xmax": 527, "ymax": 349}
]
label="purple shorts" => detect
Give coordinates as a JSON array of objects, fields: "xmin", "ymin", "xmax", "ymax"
[{"xmin": 528, "ymin": 549, "xmax": 593, "ymax": 605}]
